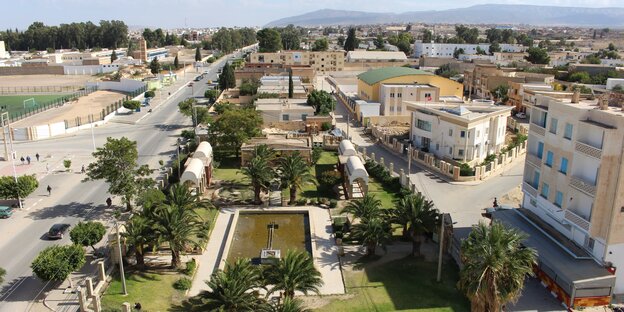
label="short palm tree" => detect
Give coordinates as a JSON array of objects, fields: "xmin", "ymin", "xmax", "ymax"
[
  {"xmin": 393, "ymin": 193, "xmax": 438, "ymax": 256},
  {"xmin": 253, "ymin": 144, "xmax": 276, "ymax": 162},
  {"xmin": 122, "ymin": 215, "xmax": 153, "ymax": 267},
  {"xmin": 343, "ymin": 194, "xmax": 383, "ymax": 221},
  {"xmin": 153, "ymin": 203, "xmax": 203, "ymax": 268},
  {"xmin": 351, "ymin": 217, "xmax": 391, "ymax": 256},
  {"xmin": 165, "ymin": 182, "xmax": 206, "ymax": 210},
  {"xmin": 201, "ymin": 258, "xmax": 267, "ymax": 311},
  {"xmin": 240, "ymin": 156, "xmax": 275, "ymax": 204},
  {"xmin": 279, "ymin": 152, "xmax": 315, "ymax": 204},
  {"xmin": 458, "ymin": 221, "xmax": 536, "ymax": 312},
  {"xmin": 264, "ymin": 250, "xmax": 323, "ymax": 298},
  {"xmin": 270, "ymin": 297, "xmax": 311, "ymax": 312}
]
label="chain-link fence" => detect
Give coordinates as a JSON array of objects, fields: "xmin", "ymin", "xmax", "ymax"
[{"xmin": 0, "ymin": 85, "xmax": 83, "ymax": 94}]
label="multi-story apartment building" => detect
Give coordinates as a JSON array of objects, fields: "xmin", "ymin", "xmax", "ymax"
[
  {"xmin": 522, "ymin": 91, "xmax": 624, "ymax": 296},
  {"xmin": 413, "ymin": 41, "xmax": 525, "ymax": 58},
  {"xmin": 464, "ymin": 64, "xmax": 554, "ymax": 99},
  {"xmin": 406, "ymin": 101, "xmax": 511, "ymax": 164},
  {"xmin": 507, "ymin": 81, "xmax": 553, "ymax": 115},
  {"xmin": 249, "ymin": 50, "xmax": 344, "ymax": 73},
  {"xmin": 379, "ymin": 84, "xmax": 440, "ymax": 116}
]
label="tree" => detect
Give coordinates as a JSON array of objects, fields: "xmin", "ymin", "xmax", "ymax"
[
  {"xmin": 271, "ymin": 297, "xmax": 311, "ymax": 312},
  {"xmin": 288, "ymin": 69, "xmax": 293, "ymax": 99},
  {"xmin": 264, "ymin": 250, "xmax": 323, "ymax": 298},
  {"xmin": 459, "ymin": 221, "xmax": 536, "ymax": 312},
  {"xmin": 31, "ymin": 245, "xmax": 86, "ymax": 284},
  {"xmin": 344, "ymin": 28, "xmax": 358, "ymax": 51},
  {"xmin": 173, "ymin": 54, "xmax": 179, "ymax": 69},
  {"xmin": 86, "ymin": 137, "xmax": 154, "ymax": 210},
  {"xmin": 195, "ymin": 46, "xmax": 201, "ymax": 61},
  {"xmin": 279, "ymin": 25, "xmax": 301, "ymax": 50},
  {"xmin": 306, "ymin": 90, "xmax": 335, "ymax": 116},
  {"xmin": 311, "ymin": 38, "xmax": 329, "ymax": 52},
  {"xmin": 257, "ymin": 28, "xmax": 282, "ymax": 52},
  {"xmin": 252, "ymin": 144, "xmax": 276, "ymax": 163},
  {"xmin": 279, "ymin": 152, "xmax": 315, "ymax": 205},
  {"xmin": 343, "ymin": 194, "xmax": 383, "ymax": 221},
  {"xmin": 525, "ymin": 47, "xmax": 550, "ymax": 64},
  {"xmin": 200, "ymin": 258, "xmax": 267, "ymax": 311},
  {"xmin": 373, "ymin": 35, "xmax": 385, "ymax": 49},
  {"xmin": 491, "ymin": 84, "xmax": 510, "ymax": 103},
  {"xmin": 122, "ymin": 215, "xmax": 152, "ymax": 267},
  {"xmin": 453, "ymin": 48, "xmax": 465, "ymax": 59},
  {"xmin": 219, "ymin": 63, "xmax": 236, "ymax": 90},
  {"xmin": 0, "ymin": 267, "xmax": 5, "ymax": 284},
  {"xmin": 210, "ymin": 108, "xmax": 262, "ymax": 157},
  {"xmin": 110, "ymin": 50, "xmax": 117, "ymax": 62},
  {"xmin": 0, "ymin": 174, "xmax": 38, "ymax": 201},
  {"xmin": 488, "ymin": 42, "xmax": 501, "ymax": 55},
  {"xmin": 421, "ymin": 29, "xmax": 433, "ymax": 43},
  {"xmin": 435, "ymin": 63, "xmax": 458, "ymax": 78},
  {"xmin": 70, "ymin": 221, "xmax": 106, "ymax": 253},
  {"xmin": 454, "ymin": 25, "xmax": 479, "ymax": 44},
  {"xmin": 337, "ymin": 36, "xmax": 345, "ymax": 47},
  {"xmin": 122, "ymin": 100, "xmax": 141, "ymax": 110},
  {"xmin": 204, "ymin": 89, "xmax": 218, "ymax": 103},
  {"xmin": 475, "ymin": 46, "xmax": 487, "ymax": 55},
  {"xmin": 351, "ymin": 217, "xmax": 391, "ymax": 256},
  {"xmin": 149, "ymin": 58, "xmax": 161, "ymax": 74},
  {"xmin": 240, "ymin": 156, "xmax": 274, "ymax": 204},
  {"xmin": 392, "ymin": 193, "xmax": 438, "ymax": 256}
]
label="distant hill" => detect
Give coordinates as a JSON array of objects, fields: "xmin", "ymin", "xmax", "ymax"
[{"xmin": 265, "ymin": 4, "xmax": 624, "ymax": 27}]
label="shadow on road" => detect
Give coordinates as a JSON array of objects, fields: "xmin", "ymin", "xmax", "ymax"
[{"xmin": 26, "ymin": 201, "xmax": 114, "ymax": 221}]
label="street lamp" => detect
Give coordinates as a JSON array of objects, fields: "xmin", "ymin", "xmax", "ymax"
[
  {"xmin": 436, "ymin": 213, "xmax": 457, "ymax": 282},
  {"xmin": 115, "ymin": 221, "xmax": 127, "ymax": 295}
]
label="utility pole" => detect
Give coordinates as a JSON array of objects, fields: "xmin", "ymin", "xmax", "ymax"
[
  {"xmin": 437, "ymin": 213, "xmax": 445, "ymax": 282},
  {"xmin": 116, "ymin": 221, "xmax": 127, "ymax": 295}
]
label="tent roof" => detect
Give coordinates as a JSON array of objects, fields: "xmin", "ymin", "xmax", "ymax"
[
  {"xmin": 339, "ymin": 139, "xmax": 356, "ymax": 156},
  {"xmin": 346, "ymin": 156, "xmax": 368, "ymax": 184},
  {"xmin": 181, "ymin": 158, "xmax": 204, "ymax": 185},
  {"xmin": 194, "ymin": 141, "xmax": 213, "ymax": 165}
]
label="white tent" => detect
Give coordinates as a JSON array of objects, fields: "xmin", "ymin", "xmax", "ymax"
[
  {"xmin": 339, "ymin": 139, "xmax": 357, "ymax": 156},
  {"xmin": 194, "ymin": 141, "xmax": 213, "ymax": 165},
  {"xmin": 180, "ymin": 158, "xmax": 205, "ymax": 189}
]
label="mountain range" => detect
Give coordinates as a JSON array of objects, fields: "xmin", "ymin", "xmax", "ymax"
[{"xmin": 265, "ymin": 4, "xmax": 624, "ymax": 27}]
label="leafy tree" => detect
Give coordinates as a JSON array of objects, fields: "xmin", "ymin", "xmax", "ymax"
[
  {"xmin": 149, "ymin": 57, "xmax": 161, "ymax": 74},
  {"xmin": 200, "ymin": 258, "xmax": 267, "ymax": 311},
  {"xmin": 0, "ymin": 175, "xmax": 38, "ymax": 201},
  {"xmin": 264, "ymin": 250, "xmax": 323, "ymax": 298},
  {"xmin": 210, "ymin": 108, "xmax": 262, "ymax": 157},
  {"xmin": 70, "ymin": 221, "xmax": 106, "ymax": 253},
  {"xmin": 212, "ymin": 101, "xmax": 233, "ymax": 114},
  {"xmin": 306, "ymin": 90, "xmax": 335, "ymax": 116},
  {"xmin": 351, "ymin": 217, "xmax": 391, "ymax": 256},
  {"xmin": 491, "ymin": 84, "xmax": 509, "ymax": 103},
  {"xmin": 122, "ymin": 100, "xmax": 141, "ymax": 110},
  {"xmin": 343, "ymin": 194, "xmax": 383, "ymax": 221},
  {"xmin": 459, "ymin": 221, "xmax": 536, "ymax": 312},
  {"xmin": 453, "ymin": 48, "xmax": 465, "ymax": 59},
  {"xmin": 525, "ymin": 47, "xmax": 550, "ymax": 64},
  {"xmin": 122, "ymin": 215, "xmax": 152, "ymax": 267},
  {"xmin": 257, "ymin": 28, "xmax": 282, "ymax": 52},
  {"xmin": 421, "ymin": 29, "xmax": 433, "ymax": 43},
  {"xmin": 392, "ymin": 193, "xmax": 438, "ymax": 256},
  {"xmin": 288, "ymin": 70, "xmax": 294, "ymax": 99},
  {"xmin": 110, "ymin": 50, "xmax": 117, "ymax": 62},
  {"xmin": 568, "ymin": 71, "xmax": 592, "ymax": 84},
  {"xmin": 240, "ymin": 156, "xmax": 274, "ymax": 204},
  {"xmin": 581, "ymin": 54, "xmax": 601, "ymax": 64},
  {"xmin": 173, "ymin": 54, "xmax": 179, "ymax": 69},
  {"xmin": 0, "ymin": 267, "xmax": 5, "ymax": 284},
  {"xmin": 373, "ymin": 35, "xmax": 385, "ymax": 49},
  {"xmin": 608, "ymin": 42, "xmax": 616, "ymax": 51},
  {"xmin": 279, "ymin": 25, "xmax": 301, "ymax": 50},
  {"xmin": 239, "ymin": 79, "xmax": 260, "ymax": 96},
  {"xmin": 31, "ymin": 245, "xmax": 86, "ymax": 284},
  {"xmin": 86, "ymin": 137, "xmax": 154, "ymax": 210},
  {"xmin": 311, "ymin": 147, "xmax": 323, "ymax": 165},
  {"xmin": 204, "ymin": 89, "xmax": 218, "ymax": 103},
  {"xmin": 344, "ymin": 28, "xmax": 359, "ymax": 51},
  {"xmin": 435, "ymin": 63, "xmax": 458, "ymax": 78},
  {"xmin": 279, "ymin": 152, "xmax": 315, "ymax": 204},
  {"xmin": 454, "ymin": 25, "xmax": 479, "ymax": 44},
  {"xmin": 488, "ymin": 42, "xmax": 501, "ymax": 55},
  {"xmin": 337, "ymin": 36, "xmax": 345, "ymax": 47},
  {"xmin": 195, "ymin": 46, "xmax": 201, "ymax": 61},
  {"xmin": 475, "ymin": 46, "xmax": 487, "ymax": 55}
]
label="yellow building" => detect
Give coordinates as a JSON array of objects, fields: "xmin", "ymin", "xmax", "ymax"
[
  {"xmin": 357, "ymin": 67, "xmax": 463, "ymax": 102},
  {"xmin": 249, "ymin": 50, "xmax": 344, "ymax": 73}
]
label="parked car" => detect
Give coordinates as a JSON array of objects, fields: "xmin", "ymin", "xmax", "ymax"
[
  {"xmin": 515, "ymin": 112, "xmax": 527, "ymax": 119},
  {"xmin": 47, "ymin": 224, "xmax": 70, "ymax": 239},
  {"xmin": 0, "ymin": 206, "xmax": 13, "ymax": 219}
]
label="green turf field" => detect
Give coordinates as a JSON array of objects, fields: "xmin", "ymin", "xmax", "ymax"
[{"xmin": 0, "ymin": 94, "xmax": 71, "ymax": 117}]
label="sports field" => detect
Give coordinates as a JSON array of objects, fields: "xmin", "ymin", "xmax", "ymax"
[{"xmin": 0, "ymin": 94, "xmax": 70, "ymax": 116}]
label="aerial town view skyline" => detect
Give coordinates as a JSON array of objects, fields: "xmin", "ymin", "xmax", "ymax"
[{"xmin": 0, "ymin": 1, "xmax": 624, "ymax": 311}]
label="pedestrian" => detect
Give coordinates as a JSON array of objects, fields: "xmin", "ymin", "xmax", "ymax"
[
  {"xmin": 45, "ymin": 163, "xmax": 50, "ymax": 173},
  {"xmin": 106, "ymin": 197, "xmax": 112, "ymax": 208},
  {"xmin": 47, "ymin": 185, "xmax": 52, "ymax": 196},
  {"xmin": 134, "ymin": 302, "xmax": 142, "ymax": 310},
  {"xmin": 20, "ymin": 156, "xmax": 24, "ymax": 165},
  {"xmin": 81, "ymin": 165, "xmax": 86, "ymax": 173},
  {"xmin": 35, "ymin": 153, "xmax": 40, "ymax": 161},
  {"xmin": 493, "ymin": 197, "xmax": 498, "ymax": 208},
  {"xmin": 26, "ymin": 155, "xmax": 31, "ymax": 164}
]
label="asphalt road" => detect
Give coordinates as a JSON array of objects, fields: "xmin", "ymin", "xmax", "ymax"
[{"xmin": 0, "ymin": 49, "xmax": 249, "ymax": 311}]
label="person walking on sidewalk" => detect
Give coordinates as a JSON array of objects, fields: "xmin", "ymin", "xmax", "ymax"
[
  {"xmin": 35, "ymin": 153, "xmax": 40, "ymax": 161},
  {"xmin": 26, "ymin": 156, "xmax": 31, "ymax": 164},
  {"xmin": 20, "ymin": 156, "xmax": 25, "ymax": 165},
  {"xmin": 47, "ymin": 185, "xmax": 52, "ymax": 196}
]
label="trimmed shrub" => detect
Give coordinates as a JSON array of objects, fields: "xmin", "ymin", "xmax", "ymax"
[
  {"xmin": 319, "ymin": 170, "xmax": 341, "ymax": 187},
  {"xmin": 183, "ymin": 259, "xmax": 197, "ymax": 276},
  {"xmin": 144, "ymin": 90, "xmax": 156, "ymax": 98},
  {"xmin": 173, "ymin": 277, "xmax": 192, "ymax": 290},
  {"xmin": 122, "ymin": 100, "xmax": 141, "ymax": 110}
]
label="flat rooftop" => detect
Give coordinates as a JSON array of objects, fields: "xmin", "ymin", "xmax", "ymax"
[
  {"xmin": 255, "ymin": 98, "xmax": 314, "ymax": 111},
  {"xmin": 406, "ymin": 101, "xmax": 512, "ymax": 121}
]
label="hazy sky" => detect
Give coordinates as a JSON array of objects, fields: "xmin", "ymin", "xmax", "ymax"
[{"xmin": 1, "ymin": 0, "xmax": 623, "ymax": 29}]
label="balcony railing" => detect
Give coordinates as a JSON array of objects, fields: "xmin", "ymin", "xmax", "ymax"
[
  {"xmin": 569, "ymin": 176, "xmax": 596, "ymax": 197},
  {"xmin": 530, "ymin": 125, "xmax": 546, "ymax": 136},
  {"xmin": 575, "ymin": 141, "xmax": 602, "ymax": 160},
  {"xmin": 526, "ymin": 153, "xmax": 541, "ymax": 168},
  {"xmin": 523, "ymin": 181, "xmax": 538, "ymax": 197},
  {"xmin": 565, "ymin": 209, "xmax": 590, "ymax": 232}
]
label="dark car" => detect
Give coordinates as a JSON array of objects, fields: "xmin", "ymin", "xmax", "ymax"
[{"xmin": 47, "ymin": 224, "xmax": 70, "ymax": 239}]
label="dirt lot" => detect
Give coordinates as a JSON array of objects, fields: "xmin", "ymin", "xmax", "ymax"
[
  {"xmin": 0, "ymin": 75, "xmax": 95, "ymax": 88},
  {"xmin": 12, "ymin": 90, "xmax": 126, "ymax": 127}
]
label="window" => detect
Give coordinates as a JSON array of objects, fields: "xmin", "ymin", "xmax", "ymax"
[
  {"xmin": 282, "ymin": 114, "xmax": 289, "ymax": 121},
  {"xmin": 449, "ymin": 129, "xmax": 453, "ymax": 137},
  {"xmin": 545, "ymin": 151, "xmax": 553, "ymax": 167},
  {"xmin": 560, "ymin": 157, "xmax": 568, "ymax": 174},
  {"xmin": 537, "ymin": 142, "xmax": 544, "ymax": 159},
  {"xmin": 397, "ymin": 93, "xmax": 402, "ymax": 98},
  {"xmin": 390, "ymin": 93, "xmax": 395, "ymax": 98},
  {"xmin": 564, "ymin": 123, "xmax": 573, "ymax": 140},
  {"xmin": 555, "ymin": 191, "xmax": 563, "ymax": 207},
  {"xmin": 549, "ymin": 118, "xmax": 558, "ymax": 134},
  {"xmin": 458, "ymin": 149, "xmax": 464, "ymax": 157},
  {"xmin": 460, "ymin": 130, "xmax": 466, "ymax": 138},
  {"xmin": 417, "ymin": 119, "xmax": 432, "ymax": 132},
  {"xmin": 532, "ymin": 171, "xmax": 540, "ymax": 189},
  {"xmin": 449, "ymin": 147, "xmax": 453, "ymax": 155},
  {"xmin": 541, "ymin": 182, "xmax": 549, "ymax": 199}
]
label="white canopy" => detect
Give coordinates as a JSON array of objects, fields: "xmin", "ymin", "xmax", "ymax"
[
  {"xmin": 180, "ymin": 158, "xmax": 205, "ymax": 186},
  {"xmin": 194, "ymin": 141, "xmax": 213, "ymax": 165},
  {"xmin": 339, "ymin": 139, "xmax": 356, "ymax": 156},
  {"xmin": 346, "ymin": 156, "xmax": 368, "ymax": 184}
]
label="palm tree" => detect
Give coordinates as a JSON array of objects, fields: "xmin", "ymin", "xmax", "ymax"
[
  {"xmin": 264, "ymin": 250, "xmax": 323, "ymax": 298},
  {"xmin": 201, "ymin": 258, "xmax": 267, "ymax": 311},
  {"xmin": 458, "ymin": 221, "xmax": 536, "ymax": 312},
  {"xmin": 122, "ymin": 216, "xmax": 153, "ymax": 267},
  {"xmin": 351, "ymin": 217, "xmax": 391, "ymax": 256},
  {"xmin": 240, "ymin": 156, "xmax": 275, "ymax": 204},
  {"xmin": 270, "ymin": 297, "xmax": 311, "ymax": 312},
  {"xmin": 278, "ymin": 152, "xmax": 315, "ymax": 204},
  {"xmin": 343, "ymin": 194, "xmax": 383, "ymax": 221},
  {"xmin": 392, "ymin": 193, "xmax": 438, "ymax": 256},
  {"xmin": 253, "ymin": 144, "xmax": 276, "ymax": 162}
]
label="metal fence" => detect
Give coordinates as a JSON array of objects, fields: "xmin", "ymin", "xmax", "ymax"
[
  {"xmin": 0, "ymin": 85, "xmax": 84, "ymax": 94},
  {"xmin": 8, "ymin": 86, "xmax": 99, "ymax": 123}
]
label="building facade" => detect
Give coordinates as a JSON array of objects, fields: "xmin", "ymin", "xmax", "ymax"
[
  {"xmin": 378, "ymin": 84, "xmax": 440, "ymax": 116},
  {"xmin": 413, "ymin": 41, "xmax": 526, "ymax": 58},
  {"xmin": 249, "ymin": 51, "xmax": 344, "ymax": 73}
]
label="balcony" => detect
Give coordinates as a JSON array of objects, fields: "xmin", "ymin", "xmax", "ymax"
[
  {"xmin": 530, "ymin": 125, "xmax": 546, "ymax": 137},
  {"xmin": 569, "ymin": 176, "xmax": 596, "ymax": 197},
  {"xmin": 526, "ymin": 153, "xmax": 541, "ymax": 168},
  {"xmin": 575, "ymin": 141, "xmax": 602, "ymax": 160},
  {"xmin": 565, "ymin": 209, "xmax": 590, "ymax": 232},
  {"xmin": 523, "ymin": 181, "xmax": 538, "ymax": 198}
]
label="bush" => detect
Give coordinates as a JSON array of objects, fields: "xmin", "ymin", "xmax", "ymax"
[
  {"xmin": 321, "ymin": 122, "xmax": 332, "ymax": 131},
  {"xmin": 335, "ymin": 231, "xmax": 344, "ymax": 239},
  {"xmin": 122, "ymin": 100, "xmax": 141, "ymax": 110},
  {"xmin": 319, "ymin": 170, "xmax": 341, "ymax": 187},
  {"xmin": 63, "ymin": 159, "xmax": 72, "ymax": 170},
  {"xmin": 459, "ymin": 163, "xmax": 475, "ymax": 176},
  {"xmin": 181, "ymin": 129, "xmax": 196, "ymax": 141},
  {"xmin": 173, "ymin": 277, "xmax": 192, "ymax": 290},
  {"xmin": 311, "ymin": 147, "xmax": 323, "ymax": 165},
  {"xmin": 329, "ymin": 199, "xmax": 337, "ymax": 208},
  {"xmin": 144, "ymin": 90, "xmax": 156, "ymax": 98},
  {"xmin": 183, "ymin": 259, "xmax": 197, "ymax": 276}
]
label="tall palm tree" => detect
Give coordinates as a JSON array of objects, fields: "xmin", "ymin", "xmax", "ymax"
[
  {"xmin": 201, "ymin": 258, "xmax": 267, "ymax": 312},
  {"xmin": 351, "ymin": 217, "xmax": 391, "ymax": 256},
  {"xmin": 264, "ymin": 250, "xmax": 323, "ymax": 298},
  {"xmin": 240, "ymin": 156, "xmax": 275, "ymax": 204},
  {"xmin": 458, "ymin": 221, "xmax": 536, "ymax": 312},
  {"xmin": 392, "ymin": 193, "xmax": 438, "ymax": 256},
  {"xmin": 153, "ymin": 202, "xmax": 204, "ymax": 268},
  {"xmin": 278, "ymin": 152, "xmax": 315, "ymax": 204},
  {"xmin": 343, "ymin": 194, "xmax": 383, "ymax": 221},
  {"xmin": 122, "ymin": 215, "xmax": 153, "ymax": 267}
]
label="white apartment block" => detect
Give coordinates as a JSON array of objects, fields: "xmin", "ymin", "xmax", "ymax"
[
  {"xmin": 379, "ymin": 84, "xmax": 441, "ymax": 116},
  {"xmin": 522, "ymin": 92, "xmax": 624, "ymax": 295},
  {"xmin": 413, "ymin": 41, "xmax": 526, "ymax": 58},
  {"xmin": 406, "ymin": 102, "xmax": 511, "ymax": 164}
]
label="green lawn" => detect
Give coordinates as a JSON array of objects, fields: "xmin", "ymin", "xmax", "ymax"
[
  {"xmin": 298, "ymin": 151, "xmax": 338, "ymax": 200},
  {"xmin": 101, "ymin": 270, "xmax": 186, "ymax": 311},
  {"xmin": 0, "ymin": 94, "xmax": 70, "ymax": 116},
  {"xmin": 317, "ymin": 257, "xmax": 470, "ymax": 312},
  {"xmin": 213, "ymin": 156, "xmax": 247, "ymax": 184},
  {"xmin": 367, "ymin": 177, "xmax": 399, "ymax": 209}
]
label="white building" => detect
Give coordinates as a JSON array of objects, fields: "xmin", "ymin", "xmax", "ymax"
[
  {"xmin": 413, "ymin": 41, "xmax": 526, "ymax": 58},
  {"xmin": 406, "ymin": 101, "xmax": 511, "ymax": 163},
  {"xmin": 346, "ymin": 51, "xmax": 407, "ymax": 62},
  {"xmin": 0, "ymin": 41, "xmax": 10, "ymax": 59},
  {"xmin": 522, "ymin": 92, "xmax": 624, "ymax": 295},
  {"xmin": 379, "ymin": 83, "xmax": 441, "ymax": 116}
]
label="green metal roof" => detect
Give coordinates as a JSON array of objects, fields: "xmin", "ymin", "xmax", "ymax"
[{"xmin": 357, "ymin": 67, "xmax": 433, "ymax": 85}]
